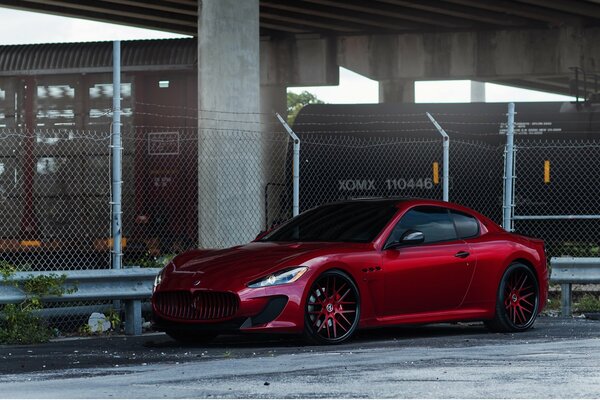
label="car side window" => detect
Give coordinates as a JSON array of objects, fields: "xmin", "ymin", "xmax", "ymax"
[
  {"xmin": 450, "ymin": 211, "xmax": 480, "ymax": 239},
  {"xmin": 386, "ymin": 206, "xmax": 458, "ymax": 246}
]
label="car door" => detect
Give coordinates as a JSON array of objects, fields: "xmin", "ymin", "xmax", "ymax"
[{"xmin": 382, "ymin": 206, "xmax": 474, "ymax": 316}]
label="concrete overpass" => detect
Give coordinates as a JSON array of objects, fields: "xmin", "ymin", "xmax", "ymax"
[
  {"xmin": 3, "ymin": 0, "xmax": 600, "ymax": 246},
  {"xmin": 3, "ymin": 0, "xmax": 600, "ymax": 98}
]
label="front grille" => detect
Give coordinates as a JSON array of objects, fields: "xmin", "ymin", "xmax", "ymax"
[{"xmin": 154, "ymin": 291, "xmax": 239, "ymax": 321}]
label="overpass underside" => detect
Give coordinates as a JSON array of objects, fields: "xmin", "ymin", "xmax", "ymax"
[{"xmin": 3, "ymin": 0, "xmax": 600, "ymax": 97}]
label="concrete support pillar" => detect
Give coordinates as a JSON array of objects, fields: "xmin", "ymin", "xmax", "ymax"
[
  {"xmin": 471, "ymin": 81, "xmax": 486, "ymax": 102},
  {"xmin": 260, "ymin": 85, "xmax": 287, "ymax": 121},
  {"xmin": 197, "ymin": 0, "xmax": 262, "ymax": 248},
  {"xmin": 379, "ymin": 79, "xmax": 415, "ymax": 103}
]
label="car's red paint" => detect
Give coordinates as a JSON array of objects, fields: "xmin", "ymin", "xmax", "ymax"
[{"xmin": 152, "ymin": 199, "xmax": 548, "ymax": 338}]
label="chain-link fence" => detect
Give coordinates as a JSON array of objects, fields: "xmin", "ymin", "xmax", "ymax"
[
  {"xmin": 0, "ymin": 128, "xmax": 113, "ymax": 333},
  {"xmin": 298, "ymin": 135, "xmax": 443, "ymax": 209},
  {"xmin": 0, "ymin": 128, "xmax": 112, "ymax": 271},
  {"xmin": 3, "ymin": 102, "xmax": 600, "ymax": 333},
  {"xmin": 120, "ymin": 126, "xmax": 292, "ymax": 263},
  {"xmin": 450, "ymin": 140, "xmax": 505, "ymax": 224},
  {"xmin": 512, "ymin": 139, "xmax": 600, "ymax": 259}
]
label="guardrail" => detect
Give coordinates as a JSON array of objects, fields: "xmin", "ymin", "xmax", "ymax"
[
  {"xmin": 0, "ymin": 267, "xmax": 161, "ymax": 335},
  {"xmin": 550, "ymin": 257, "xmax": 600, "ymax": 316}
]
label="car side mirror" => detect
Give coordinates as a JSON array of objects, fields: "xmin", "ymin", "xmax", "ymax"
[
  {"xmin": 384, "ymin": 230, "xmax": 425, "ymax": 250},
  {"xmin": 401, "ymin": 230, "xmax": 424, "ymax": 245}
]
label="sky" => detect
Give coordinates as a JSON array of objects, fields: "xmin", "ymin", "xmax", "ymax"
[
  {"xmin": 288, "ymin": 68, "xmax": 575, "ymax": 104},
  {"xmin": 0, "ymin": 7, "xmax": 574, "ymax": 104}
]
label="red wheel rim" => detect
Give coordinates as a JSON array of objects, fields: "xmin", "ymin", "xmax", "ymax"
[
  {"xmin": 503, "ymin": 268, "xmax": 538, "ymax": 328},
  {"xmin": 307, "ymin": 274, "xmax": 358, "ymax": 341}
]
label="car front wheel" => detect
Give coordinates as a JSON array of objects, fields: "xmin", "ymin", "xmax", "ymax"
[{"xmin": 304, "ymin": 269, "xmax": 360, "ymax": 345}]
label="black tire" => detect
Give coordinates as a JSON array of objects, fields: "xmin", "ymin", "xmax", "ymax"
[
  {"xmin": 166, "ymin": 330, "xmax": 217, "ymax": 345},
  {"xmin": 486, "ymin": 262, "xmax": 540, "ymax": 332},
  {"xmin": 303, "ymin": 269, "xmax": 360, "ymax": 345}
]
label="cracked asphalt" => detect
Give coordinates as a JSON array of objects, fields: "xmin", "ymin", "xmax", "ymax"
[{"xmin": 1, "ymin": 316, "xmax": 600, "ymax": 398}]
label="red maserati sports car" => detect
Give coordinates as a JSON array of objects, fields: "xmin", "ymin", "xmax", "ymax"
[{"xmin": 152, "ymin": 198, "xmax": 548, "ymax": 345}]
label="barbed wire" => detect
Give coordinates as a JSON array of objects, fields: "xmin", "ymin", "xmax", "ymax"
[
  {"xmin": 0, "ymin": 128, "xmax": 111, "ymax": 141},
  {"xmin": 133, "ymin": 100, "xmax": 272, "ymax": 116}
]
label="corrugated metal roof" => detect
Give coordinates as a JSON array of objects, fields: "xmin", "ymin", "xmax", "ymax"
[{"xmin": 0, "ymin": 38, "xmax": 197, "ymax": 76}]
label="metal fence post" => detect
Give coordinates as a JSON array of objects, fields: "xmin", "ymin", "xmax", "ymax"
[
  {"xmin": 276, "ymin": 113, "xmax": 300, "ymax": 217},
  {"xmin": 111, "ymin": 40, "xmax": 122, "ymax": 270},
  {"xmin": 112, "ymin": 41, "xmax": 141, "ymax": 334},
  {"xmin": 503, "ymin": 102, "xmax": 516, "ymax": 231},
  {"xmin": 426, "ymin": 113, "xmax": 449, "ymax": 202}
]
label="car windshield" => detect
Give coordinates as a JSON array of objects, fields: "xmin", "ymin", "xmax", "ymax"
[{"xmin": 260, "ymin": 201, "xmax": 399, "ymax": 243}]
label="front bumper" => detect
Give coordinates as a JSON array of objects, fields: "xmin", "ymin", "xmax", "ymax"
[
  {"xmin": 152, "ymin": 268, "xmax": 311, "ymax": 334},
  {"xmin": 152, "ymin": 289, "xmax": 305, "ymax": 334}
]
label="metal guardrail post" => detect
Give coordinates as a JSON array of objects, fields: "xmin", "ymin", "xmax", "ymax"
[
  {"xmin": 124, "ymin": 266, "xmax": 142, "ymax": 335},
  {"xmin": 276, "ymin": 113, "xmax": 300, "ymax": 217},
  {"xmin": 561, "ymin": 283, "xmax": 572, "ymax": 317},
  {"xmin": 503, "ymin": 102, "xmax": 515, "ymax": 231},
  {"xmin": 426, "ymin": 113, "xmax": 449, "ymax": 202}
]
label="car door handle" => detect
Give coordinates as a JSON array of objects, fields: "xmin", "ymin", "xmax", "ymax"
[{"xmin": 455, "ymin": 251, "xmax": 470, "ymax": 259}]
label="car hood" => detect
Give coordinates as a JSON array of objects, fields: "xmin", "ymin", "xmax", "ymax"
[{"xmin": 171, "ymin": 241, "xmax": 368, "ymax": 282}]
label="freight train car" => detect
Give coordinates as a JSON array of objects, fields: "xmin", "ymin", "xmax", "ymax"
[
  {"xmin": 287, "ymin": 102, "xmax": 600, "ymax": 235},
  {"xmin": 0, "ymin": 38, "xmax": 198, "ymax": 268}
]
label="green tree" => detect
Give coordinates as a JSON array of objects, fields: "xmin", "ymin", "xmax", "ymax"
[{"xmin": 287, "ymin": 90, "xmax": 324, "ymax": 125}]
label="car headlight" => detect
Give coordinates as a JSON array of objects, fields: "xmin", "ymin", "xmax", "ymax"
[
  {"xmin": 248, "ymin": 267, "xmax": 308, "ymax": 288},
  {"xmin": 154, "ymin": 269, "xmax": 164, "ymax": 289},
  {"xmin": 153, "ymin": 263, "xmax": 172, "ymax": 291},
  {"xmin": 153, "ymin": 269, "xmax": 164, "ymax": 291}
]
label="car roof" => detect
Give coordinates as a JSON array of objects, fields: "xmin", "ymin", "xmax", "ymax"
[
  {"xmin": 325, "ymin": 197, "xmax": 444, "ymax": 208},
  {"xmin": 321, "ymin": 197, "xmax": 502, "ymax": 232}
]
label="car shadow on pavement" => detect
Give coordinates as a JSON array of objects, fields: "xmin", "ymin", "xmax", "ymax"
[{"xmin": 144, "ymin": 322, "xmax": 493, "ymax": 350}]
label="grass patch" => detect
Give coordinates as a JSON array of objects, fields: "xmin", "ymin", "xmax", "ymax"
[{"xmin": 574, "ymin": 294, "xmax": 600, "ymax": 313}]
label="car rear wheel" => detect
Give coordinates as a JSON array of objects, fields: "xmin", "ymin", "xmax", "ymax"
[
  {"xmin": 486, "ymin": 262, "xmax": 539, "ymax": 332},
  {"xmin": 304, "ymin": 270, "xmax": 360, "ymax": 345},
  {"xmin": 166, "ymin": 330, "xmax": 217, "ymax": 345}
]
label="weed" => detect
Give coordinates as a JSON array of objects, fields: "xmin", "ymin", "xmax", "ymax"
[
  {"xmin": 546, "ymin": 295, "xmax": 561, "ymax": 311},
  {"xmin": 128, "ymin": 252, "xmax": 175, "ymax": 269},
  {"xmin": 575, "ymin": 294, "xmax": 600, "ymax": 313},
  {"xmin": 0, "ymin": 264, "xmax": 77, "ymax": 344},
  {"xmin": 105, "ymin": 308, "xmax": 121, "ymax": 330}
]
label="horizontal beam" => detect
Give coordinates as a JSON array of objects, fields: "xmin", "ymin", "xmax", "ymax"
[
  {"xmin": 99, "ymin": 0, "xmax": 197, "ymax": 17},
  {"xmin": 441, "ymin": 0, "xmax": 582, "ymax": 26},
  {"xmin": 550, "ymin": 257, "xmax": 600, "ymax": 284},
  {"xmin": 261, "ymin": 10, "xmax": 363, "ymax": 32},
  {"xmin": 261, "ymin": 36, "xmax": 339, "ymax": 86},
  {"xmin": 515, "ymin": 0, "xmax": 600, "ymax": 19},
  {"xmin": 0, "ymin": 1, "xmax": 196, "ymax": 35},
  {"xmin": 337, "ymin": 26, "xmax": 598, "ymax": 80},
  {"xmin": 375, "ymin": 0, "xmax": 538, "ymax": 26},
  {"xmin": 0, "ymin": 268, "xmax": 160, "ymax": 304},
  {"xmin": 260, "ymin": 19, "xmax": 310, "ymax": 34},
  {"xmin": 513, "ymin": 215, "xmax": 600, "ymax": 220},
  {"xmin": 304, "ymin": 0, "xmax": 481, "ymax": 29},
  {"xmin": 261, "ymin": 0, "xmax": 424, "ymax": 31},
  {"xmin": 17, "ymin": 0, "xmax": 196, "ymax": 26}
]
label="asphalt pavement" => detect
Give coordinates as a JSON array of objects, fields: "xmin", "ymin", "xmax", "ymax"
[{"xmin": 1, "ymin": 316, "xmax": 600, "ymax": 398}]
